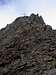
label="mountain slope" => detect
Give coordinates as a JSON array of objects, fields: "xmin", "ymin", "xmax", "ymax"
[{"xmin": 0, "ymin": 13, "xmax": 56, "ymax": 75}]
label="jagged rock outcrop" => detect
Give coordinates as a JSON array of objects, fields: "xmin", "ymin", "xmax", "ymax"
[{"xmin": 0, "ymin": 13, "xmax": 56, "ymax": 75}]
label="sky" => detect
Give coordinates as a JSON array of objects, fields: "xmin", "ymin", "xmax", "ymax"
[{"xmin": 0, "ymin": 0, "xmax": 56, "ymax": 29}]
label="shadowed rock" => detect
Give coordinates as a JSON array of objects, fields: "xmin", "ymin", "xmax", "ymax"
[{"xmin": 0, "ymin": 13, "xmax": 56, "ymax": 75}]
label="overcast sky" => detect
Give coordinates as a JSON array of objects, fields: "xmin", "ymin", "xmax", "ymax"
[{"xmin": 0, "ymin": 0, "xmax": 56, "ymax": 29}]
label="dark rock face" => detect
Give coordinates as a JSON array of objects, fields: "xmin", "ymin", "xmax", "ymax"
[{"xmin": 0, "ymin": 13, "xmax": 56, "ymax": 75}]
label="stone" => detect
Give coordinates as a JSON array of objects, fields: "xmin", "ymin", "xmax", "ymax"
[{"xmin": 0, "ymin": 13, "xmax": 56, "ymax": 75}]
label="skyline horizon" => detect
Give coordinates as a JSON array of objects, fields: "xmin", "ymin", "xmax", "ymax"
[{"xmin": 0, "ymin": 0, "xmax": 56, "ymax": 29}]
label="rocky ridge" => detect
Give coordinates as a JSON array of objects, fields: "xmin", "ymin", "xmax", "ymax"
[{"xmin": 0, "ymin": 13, "xmax": 56, "ymax": 75}]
